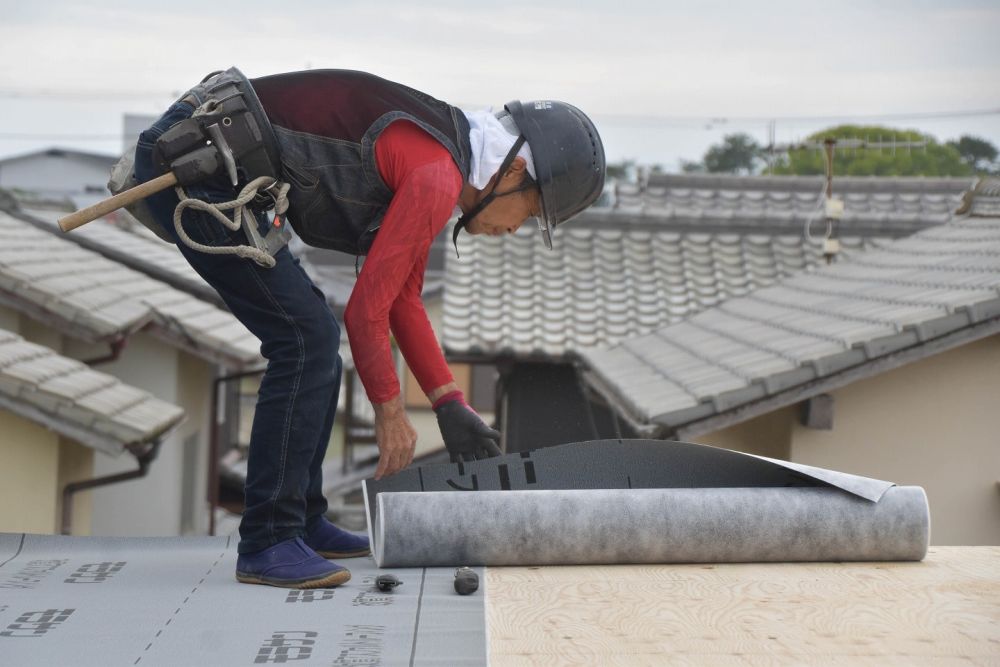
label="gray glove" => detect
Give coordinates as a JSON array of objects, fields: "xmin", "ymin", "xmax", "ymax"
[{"xmin": 433, "ymin": 392, "xmax": 502, "ymax": 463}]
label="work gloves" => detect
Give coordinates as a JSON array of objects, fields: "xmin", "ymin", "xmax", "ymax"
[{"xmin": 433, "ymin": 391, "xmax": 502, "ymax": 463}]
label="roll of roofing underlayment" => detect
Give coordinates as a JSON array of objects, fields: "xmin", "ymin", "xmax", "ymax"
[{"xmin": 363, "ymin": 440, "xmax": 930, "ymax": 568}]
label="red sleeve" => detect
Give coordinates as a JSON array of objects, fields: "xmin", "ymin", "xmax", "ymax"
[{"xmin": 343, "ymin": 121, "xmax": 461, "ymax": 404}]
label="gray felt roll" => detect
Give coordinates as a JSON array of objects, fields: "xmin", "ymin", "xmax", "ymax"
[{"xmin": 373, "ymin": 486, "xmax": 929, "ymax": 567}]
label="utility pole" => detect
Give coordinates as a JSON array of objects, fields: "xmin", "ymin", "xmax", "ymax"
[
  {"xmin": 763, "ymin": 136, "xmax": 927, "ymax": 263},
  {"xmin": 766, "ymin": 120, "xmax": 776, "ymax": 176}
]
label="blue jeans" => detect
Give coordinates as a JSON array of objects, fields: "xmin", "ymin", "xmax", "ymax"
[{"xmin": 134, "ymin": 101, "xmax": 342, "ymax": 554}]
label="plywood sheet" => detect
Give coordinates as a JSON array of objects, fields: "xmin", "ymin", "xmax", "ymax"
[{"xmin": 486, "ymin": 546, "xmax": 1000, "ymax": 666}]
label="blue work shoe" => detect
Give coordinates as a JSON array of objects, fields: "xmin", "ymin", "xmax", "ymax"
[
  {"xmin": 304, "ymin": 516, "xmax": 371, "ymax": 559},
  {"xmin": 235, "ymin": 537, "xmax": 351, "ymax": 589}
]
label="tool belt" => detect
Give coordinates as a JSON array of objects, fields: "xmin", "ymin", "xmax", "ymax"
[
  {"xmin": 153, "ymin": 68, "xmax": 282, "ymax": 200},
  {"xmin": 111, "ymin": 67, "xmax": 290, "ymax": 266}
]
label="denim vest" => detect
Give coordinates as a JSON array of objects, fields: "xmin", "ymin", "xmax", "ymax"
[{"xmin": 251, "ymin": 70, "xmax": 473, "ymax": 255}]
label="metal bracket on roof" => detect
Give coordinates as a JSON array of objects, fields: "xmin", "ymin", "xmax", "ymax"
[{"xmin": 800, "ymin": 394, "xmax": 834, "ymax": 430}]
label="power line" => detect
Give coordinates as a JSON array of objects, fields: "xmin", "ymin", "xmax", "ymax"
[
  {"xmin": 2, "ymin": 86, "xmax": 998, "ymax": 127},
  {"xmin": 0, "ymin": 89, "xmax": 178, "ymax": 101},
  {"xmin": 594, "ymin": 107, "xmax": 1000, "ymax": 128}
]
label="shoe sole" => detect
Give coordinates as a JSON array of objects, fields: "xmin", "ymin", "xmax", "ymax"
[
  {"xmin": 235, "ymin": 568, "xmax": 351, "ymax": 589},
  {"xmin": 315, "ymin": 548, "xmax": 371, "ymax": 559}
]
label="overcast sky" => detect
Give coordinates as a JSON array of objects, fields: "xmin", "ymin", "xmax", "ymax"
[{"xmin": 1, "ymin": 0, "xmax": 998, "ymax": 169}]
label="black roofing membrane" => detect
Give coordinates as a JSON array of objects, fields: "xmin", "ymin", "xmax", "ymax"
[{"xmin": 364, "ymin": 440, "xmax": 929, "ymax": 567}]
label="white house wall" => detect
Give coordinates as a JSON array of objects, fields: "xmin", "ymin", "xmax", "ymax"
[
  {"xmin": 82, "ymin": 331, "xmax": 186, "ymax": 537},
  {"xmin": 176, "ymin": 349, "xmax": 214, "ymax": 536},
  {"xmin": 0, "ymin": 153, "xmax": 111, "ymax": 198}
]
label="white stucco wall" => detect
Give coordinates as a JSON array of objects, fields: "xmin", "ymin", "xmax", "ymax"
[
  {"xmin": 75, "ymin": 332, "xmax": 187, "ymax": 536},
  {"xmin": 0, "ymin": 151, "xmax": 113, "ymax": 198}
]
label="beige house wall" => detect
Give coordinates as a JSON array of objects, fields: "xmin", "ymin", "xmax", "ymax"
[
  {"xmin": 19, "ymin": 316, "xmax": 62, "ymax": 352},
  {"xmin": 0, "ymin": 306, "xmax": 20, "ymax": 333},
  {"xmin": 696, "ymin": 406, "xmax": 795, "ymax": 459},
  {"xmin": 788, "ymin": 335, "xmax": 1000, "ymax": 546},
  {"xmin": 698, "ymin": 334, "xmax": 1000, "ymax": 546},
  {"xmin": 0, "ymin": 411, "xmax": 60, "ymax": 533},
  {"xmin": 0, "ymin": 305, "xmax": 95, "ymax": 536}
]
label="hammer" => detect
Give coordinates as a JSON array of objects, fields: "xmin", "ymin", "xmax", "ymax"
[
  {"xmin": 57, "ymin": 172, "xmax": 179, "ymax": 232},
  {"xmin": 57, "ymin": 121, "xmax": 231, "ymax": 233}
]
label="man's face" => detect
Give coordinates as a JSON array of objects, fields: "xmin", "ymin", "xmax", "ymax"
[{"xmin": 465, "ymin": 158, "xmax": 543, "ymax": 237}]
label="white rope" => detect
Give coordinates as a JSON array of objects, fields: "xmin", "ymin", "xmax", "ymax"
[
  {"xmin": 802, "ymin": 183, "xmax": 833, "ymax": 243},
  {"xmin": 172, "ymin": 176, "xmax": 290, "ymax": 268}
]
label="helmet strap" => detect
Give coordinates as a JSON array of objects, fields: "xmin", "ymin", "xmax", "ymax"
[{"xmin": 452, "ymin": 136, "xmax": 527, "ymax": 257}]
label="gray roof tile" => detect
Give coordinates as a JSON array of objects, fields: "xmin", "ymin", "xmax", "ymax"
[
  {"xmin": 0, "ymin": 328, "xmax": 184, "ymax": 455},
  {"xmin": 22, "ymin": 207, "xmax": 220, "ymax": 306},
  {"xmin": 597, "ymin": 175, "xmax": 974, "ymax": 235},
  {"xmin": 580, "ymin": 203, "xmax": 1000, "ymax": 435},
  {"xmin": 445, "ymin": 228, "xmax": 888, "ymax": 359},
  {"xmin": 0, "ymin": 210, "xmax": 262, "ymax": 369},
  {"xmin": 442, "ymin": 176, "xmax": 972, "ymax": 360}
]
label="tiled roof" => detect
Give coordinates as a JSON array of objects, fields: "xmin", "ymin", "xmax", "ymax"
[
  {"xmin": 443, "ymin": 175, "xmax": 973, "ymax": 361},
  {"xmin": 579, "ymin": 203, "xmax": 1000, "ymax": 439},
  {"xmin": 0, "ymin": 210, "xmax": 262, "ymax": 370},
  {"xmin": 615, "ymin": 174, "xmax": 974, "ymax": 228},
  {"xmin": 0, "ymin": 328, "xmax": 184, "ymax": 455},
  {"xmin": 290, "ymin": 235, "xmax": 447, "ymax": 311},
  {"xmin": 446, "ymin": 227, "xmax": 890, "ymax": 360},
  {"xmin": 21, "ymin": 206, "xmax": 222, "ymax": 307},
  {"xmin": 957, "ymin": 177, "xmax": 1000, "ymax": 219}
]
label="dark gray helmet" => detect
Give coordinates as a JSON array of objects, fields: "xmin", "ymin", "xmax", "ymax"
[{"xmin": 505, "ymin": 100, "xmax": 606, "ymax": 249}]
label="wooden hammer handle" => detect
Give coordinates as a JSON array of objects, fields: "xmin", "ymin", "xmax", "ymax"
[{"xmin": 58, "ymin": 172, "xmax": 178, "ymax": 232}]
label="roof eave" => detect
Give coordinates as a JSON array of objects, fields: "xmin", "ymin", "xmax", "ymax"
[
  {"xmin": 661, "ymin": 315, "xmax": 1000, "ymax": 441},
  {"xmin": 0, "ymin": 391, "xmax": 182, "ymax": 458},
  {"xmin": 579, "ymin": 365, "xmax": 668, "ymax": 440}
]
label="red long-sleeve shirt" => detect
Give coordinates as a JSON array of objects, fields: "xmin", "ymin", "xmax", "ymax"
[{"xmin": 343, "ymin": 120, "xmax": 461, "ymax": 403}]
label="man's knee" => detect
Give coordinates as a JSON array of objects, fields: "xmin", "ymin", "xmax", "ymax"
[{"xmin": 302, "ymin": 313, "xmax": 342, "ymax": 380}]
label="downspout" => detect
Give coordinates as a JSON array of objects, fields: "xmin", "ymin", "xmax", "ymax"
[
  {"xmin": 82, "ymin": 337, "xmax": 128, "ymax": 366},
  {"xmin": 61, "ymin": 439, "xmax": 162, "ymax": 535}
]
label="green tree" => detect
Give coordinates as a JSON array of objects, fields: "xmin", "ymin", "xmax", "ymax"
[
  {"xmin": 605, "ymin": 159, "xmax": 637, "ymax": 181},
  {"xmin": 680, "ymin": 159, "xmax": 706, "ymax": 173},
  {"xmin": 947, "ymin": 135, "xmax": 998, "ymax": 174},
  {"xmin": 702, "ymin": 133, "xmax": 762, "ymax": 174},
  {"xmin": 771, "ymin": 125, "xmax": 974, "ymax": 177}
]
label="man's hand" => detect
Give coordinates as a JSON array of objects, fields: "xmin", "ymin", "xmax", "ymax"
[
  {"xmin": 433, "ymin": 391, "xmax": 501, "ymax": 463},
  {"xmin": 373, "ymin": 396, "xmax": 417, "ymax": 480}
]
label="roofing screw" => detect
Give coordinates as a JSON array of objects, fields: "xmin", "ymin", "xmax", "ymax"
[
  {"xmin": 454, "ymin": 567, "xmax": 478, "ymax": 595},
  {"xmin": 375, "ymin": 574, "xmax": 402, "ymax": 592}
]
